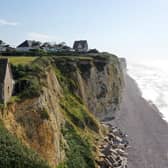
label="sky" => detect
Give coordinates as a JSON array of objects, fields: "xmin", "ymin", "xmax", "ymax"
[{"xmin": 1, "ymin": 0, "xmax": 168, "ymax": 61}]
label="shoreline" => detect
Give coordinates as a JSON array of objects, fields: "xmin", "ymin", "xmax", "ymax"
[
  {"xmin": 112, "ymin": 73, "xmax": 168, "ymax": 168},
  {"xmin": 128, "ymin": 73, "xmax": 168, "ymax": 124},
  {"xmin": 127, "ymin": 63, "xmax": 168, "ymax": 123}
]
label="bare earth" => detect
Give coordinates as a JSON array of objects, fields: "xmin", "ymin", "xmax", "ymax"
[{"xmin": 113, "ymin": 74, "xmax": 168, "ymax": 168}]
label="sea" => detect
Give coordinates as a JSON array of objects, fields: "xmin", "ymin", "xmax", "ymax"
[{"xmin": 127, "ymin": 59, "xmax": 168, "ymax": 123}]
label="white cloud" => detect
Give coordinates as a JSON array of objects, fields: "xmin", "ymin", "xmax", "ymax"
[
  {"xmin": 28, "ymin": 32, "xmax": 54, "ymax": 42},
  {"xmin": 0, "ymin": 19, "xmax": 19, "ymax": 26}
]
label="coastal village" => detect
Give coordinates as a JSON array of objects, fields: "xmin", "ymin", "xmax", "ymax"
[{"xmin": 0, "ymin": 40, "xmax": 95, "ymax": 53}]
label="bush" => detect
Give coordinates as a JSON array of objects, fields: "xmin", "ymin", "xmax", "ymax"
[{"xmin": 12, "ymin": 61, "xmax": 44, "ymax": 99}]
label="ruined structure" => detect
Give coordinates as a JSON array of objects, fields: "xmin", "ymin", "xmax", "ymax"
[{"xmin": 0, "ymin": 58, "xmax": 14, "ymax": 104}]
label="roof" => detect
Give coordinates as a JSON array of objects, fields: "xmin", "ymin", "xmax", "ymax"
[
  {"xmin": 41, "ymin": 43, "xmax": 52, "ymax": 48},
  {"xmin": 73, "ymin": 40, "xmax": 88, "ymax": 49},
  {"xmin": 0, "ymin": 40, "xmax": 8, "ymax": 47},
  {"xmin": 17, "ymin": 40, "xmax": 41, "ymax": 48},
  {"xmin": 0, "ymin": 58, "xmax": 8, "ymax": 83}
]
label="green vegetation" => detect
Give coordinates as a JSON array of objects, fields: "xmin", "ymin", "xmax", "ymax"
[
  {"xmin": 13, "ymin": 72, "xmax": 41, "ymax": 99},
  {"xmin": 1, "ymin": 49, "xmax": 47, "ymax": 57},
  {"xmin": 55, "ymin": 63, "xmax": 99, "ymax": 132},
  {"xmin": 54, "ymin": 66, "xmax": 99, "ymax": 168},
  {"xmin": 0, "ymin": 120, "xmax": 50, "ymax": 168},
  {"xmin": 61, "ymin": 122, "xmax": 96, "ymax": 168},
  {"xmin": 11, "ymin": 58, "xmax": 48, "ymax": 99},
  {"xmin": 60, "ymin": 94, "xmax": 99, "ymax": 132},
  {"xmin": 1, "ymin": 56, "xmax": 37, "ymax": 65},
  {"xmin": 7, "ymin": 96, "xmax": 21, "ymax": 105}
]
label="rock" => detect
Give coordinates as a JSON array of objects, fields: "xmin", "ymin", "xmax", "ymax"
[{"xmin": 96, "ymin": 123, "xmax": 128, "ymax": 168}]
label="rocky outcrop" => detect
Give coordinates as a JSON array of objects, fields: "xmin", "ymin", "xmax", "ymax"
[{"xmin": 96, "ymin": 123, "xmax": 128, "ymax": 168}]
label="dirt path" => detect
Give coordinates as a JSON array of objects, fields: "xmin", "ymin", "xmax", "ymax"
[{"xmin": 113, "ymin": 74, "xmax": 168, "ymax": 168}]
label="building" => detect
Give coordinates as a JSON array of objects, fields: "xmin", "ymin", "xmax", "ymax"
[
  {"xmin": 0, "ymin": 40, "xmax": 10, "ymax": 52},
  {"xmin": 73, "ymin": 40, "xmax": 88, "ymax": 52},
  {"xmin": 41, "ymin": 42, "xmax": 60, "ymax": 52},
  {"xmin": 16, "ymin": 40, "xmax": 41, "ymax": 51},
  {"xmin": 0, "ymin": 58, "xmax": 14, "ymax": 104}
]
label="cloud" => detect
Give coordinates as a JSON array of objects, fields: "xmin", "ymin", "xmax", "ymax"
[
  {"xmin": 0, "ymin": 19, "xmax": 19, "ymax": 26},
  {"xmin": 28, "ymin": 32, "xmax": 54, "ymax": 42}
]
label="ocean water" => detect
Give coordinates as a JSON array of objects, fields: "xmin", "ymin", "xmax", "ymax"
[{"xmin": 127, "ymin": 59, "xmax": 168, "ymax": 122}]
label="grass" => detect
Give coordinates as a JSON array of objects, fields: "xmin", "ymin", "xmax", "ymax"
[
  {"xmin": 61, "ymin": 122, "xmax": 96, "ymax": 168},
  {"xmin": 60, "ymin": 93, "xmax": 99, "ymax": 132},
  {"xmin": 54, "ymin": 56, "xmax": 93, "ymax": 61},
  {"xmin": 0, "ymin": 56, "xmax": 37, "ymax": 65}
]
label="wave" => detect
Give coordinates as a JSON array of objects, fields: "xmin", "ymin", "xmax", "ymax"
[{"xmin": 127, "ymin": 61, "xmax": 168, "ymax": 122}]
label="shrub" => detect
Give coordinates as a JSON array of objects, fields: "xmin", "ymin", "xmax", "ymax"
[{"xmin": 12, "ymin": 61, "xmax": 44, "ymax": 99}]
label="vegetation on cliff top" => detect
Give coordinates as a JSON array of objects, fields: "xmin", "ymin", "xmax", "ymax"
[{"xmin": 1, "ymin": 56, "xmax": 37, "ymax": 65}]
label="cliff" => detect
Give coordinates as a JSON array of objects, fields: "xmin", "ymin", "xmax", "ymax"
[{"xmin": 0, "ymin": 53, "xmax": 124, "ymax": 168}]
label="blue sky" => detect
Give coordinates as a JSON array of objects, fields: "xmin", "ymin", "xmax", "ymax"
[{"xmin": 1, "ymin": 0, "xmax": 168, "ymax": 60}]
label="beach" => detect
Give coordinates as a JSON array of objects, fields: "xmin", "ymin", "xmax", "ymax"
[{"xmin": 113, "ymin": 74, "xmax": 168, "ymax": 168}]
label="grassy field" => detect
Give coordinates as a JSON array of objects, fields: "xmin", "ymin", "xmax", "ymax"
[{"xmin": 0, "ymin": 56, "xmax": 37, "ymax": 65}]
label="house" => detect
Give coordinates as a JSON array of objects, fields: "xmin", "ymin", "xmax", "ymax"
[
  {"xmin": 41, "ymin": 42, "xmax": 52, "ymax": 52},
  {"xmin": 0, "ymin": 58, "xmax": 14, "ymax": 104},
  {"xmin": 56, "ymin": 42, "xmax": 73, "ymax": 52},
  {"xmin": 41, "ymin": 42, "xmax": 60, "ymax": 52},
  {"xmin": 62, "ymin": 45, "xmax": 73, "ymax": 52},
  {"xmin": 0, "ymin": 40, "xmax": 10, "ymax": 52},
  {"xmin": 41, "ymin": 42, "xmax": 73, "ymax": 52},
  {"xmin": 16, "ymin": 40, "xmax": 41, "ymax": 51},
  {"xmin": 73, "ymin": 40, "xmax": 88, "ymax": 52}
]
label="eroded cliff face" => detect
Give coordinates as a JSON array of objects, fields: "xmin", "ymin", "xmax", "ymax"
[
  {"xmin": 55, "ymin": 55, "xmax": 123, "ymax": 120},
  {"xmin": 0, "ymin": 68, "xmax": 65, "ymax": 167},
  {"xmin": 0, "ymin": 54, "xmax": 124, "ymax": 168}
]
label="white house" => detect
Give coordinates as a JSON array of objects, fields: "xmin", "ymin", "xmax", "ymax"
[{"xmin": 16, "ymin": 40, "xmax": 41, "ymax": 51}]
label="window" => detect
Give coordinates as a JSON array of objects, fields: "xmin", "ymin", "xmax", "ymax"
[{"xmin": 8, "ymin": 86, "xmax": 10, "ymax": 94}]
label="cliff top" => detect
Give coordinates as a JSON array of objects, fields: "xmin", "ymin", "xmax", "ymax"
[{"xmin": 3, "ymin": 52, "xmax": 119, "ymax": 65}]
